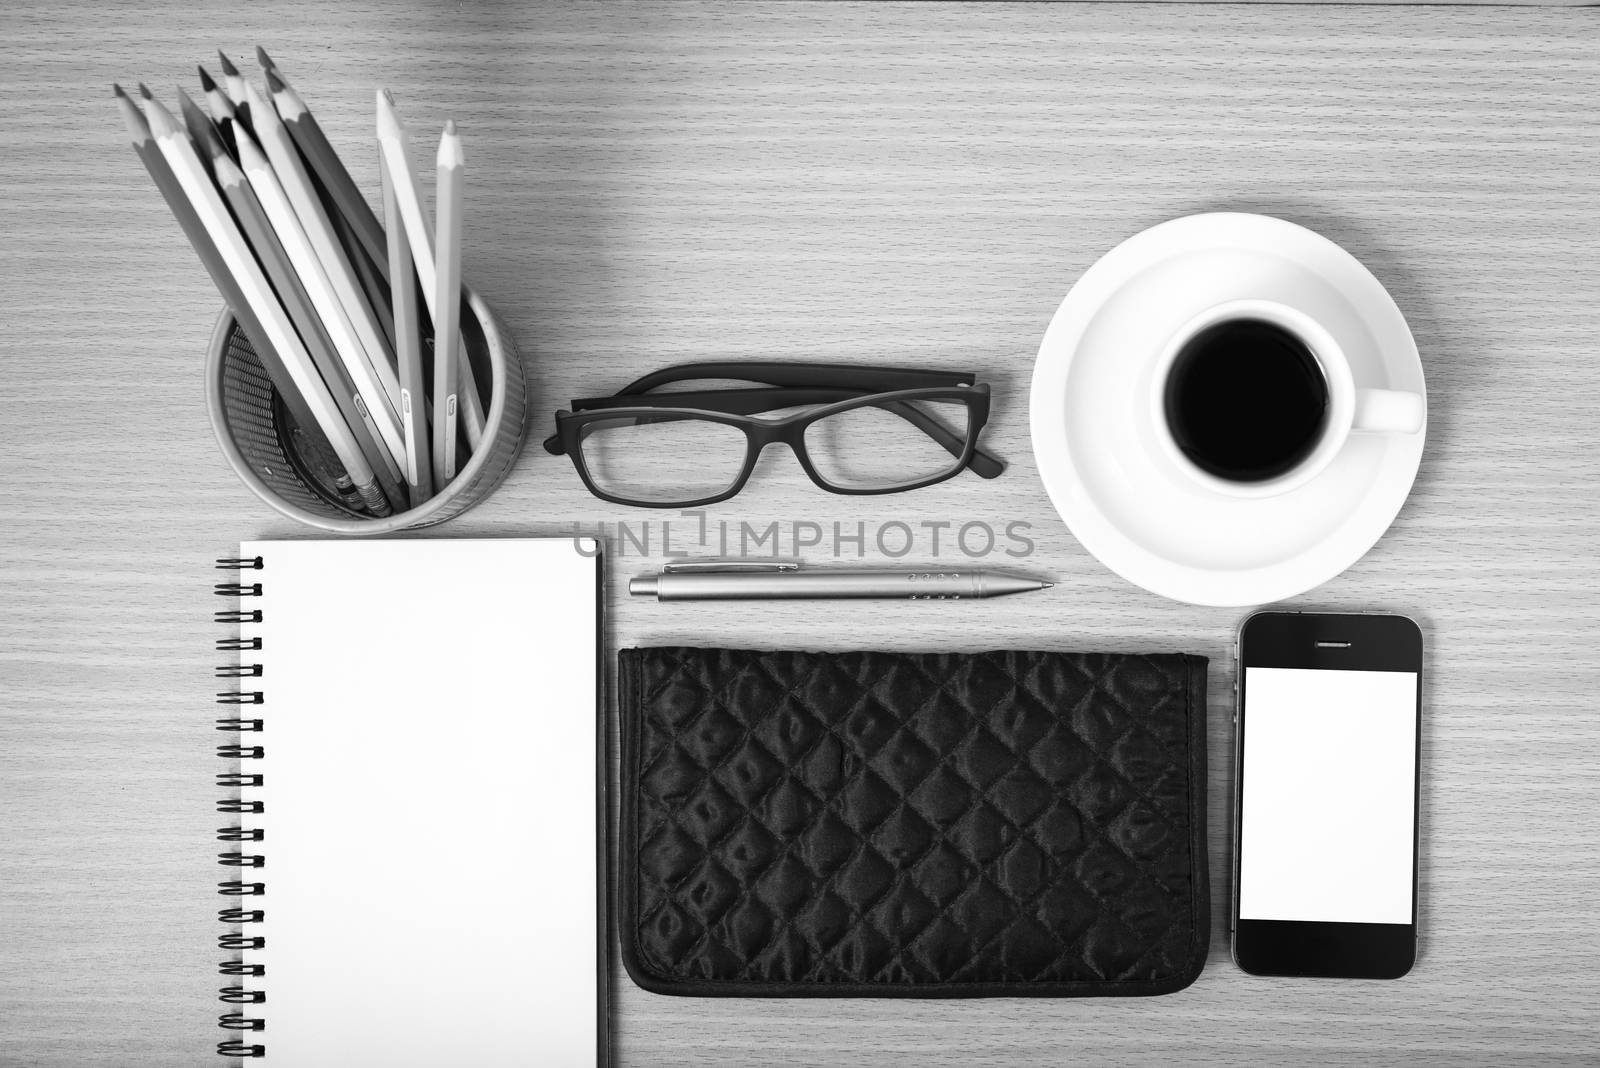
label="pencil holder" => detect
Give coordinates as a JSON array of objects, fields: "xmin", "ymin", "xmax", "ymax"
[{"xmin": 205, "ymin": 290, "xmax": 527, "ymax": 533}]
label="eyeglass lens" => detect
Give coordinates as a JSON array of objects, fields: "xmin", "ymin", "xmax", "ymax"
[
  {"xmin": 577, "ymin": 414, "xmax": 748, "ymax": 504},
  {"xmin": 802, "ymin": 397, "xmax": 972, "ymax": 490}
]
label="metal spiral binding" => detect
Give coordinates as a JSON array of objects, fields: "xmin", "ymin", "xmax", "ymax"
[{"xmin": 215, "ymin": 557, "xmax": 266, "ymax": 1059}]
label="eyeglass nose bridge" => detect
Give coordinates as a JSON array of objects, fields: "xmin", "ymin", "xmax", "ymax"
[{"xmin": 737, "ymin": 421, "xmax": 817, "ymax": 484}]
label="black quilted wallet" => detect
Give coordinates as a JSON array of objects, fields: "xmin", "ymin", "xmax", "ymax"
[{"xmin": 618, "ymin": 647, "xmax": 1210, "ymax": 998}]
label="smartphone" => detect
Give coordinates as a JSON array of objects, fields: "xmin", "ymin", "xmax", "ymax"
[{"xmin": 1231, "ymin": 611, "xmax": 1423, "ymax": 979}]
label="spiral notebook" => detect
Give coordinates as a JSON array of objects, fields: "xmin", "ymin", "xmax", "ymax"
[{"xmin": 214, "ymin": 538, "xmax": 605, "ymax": 1064}]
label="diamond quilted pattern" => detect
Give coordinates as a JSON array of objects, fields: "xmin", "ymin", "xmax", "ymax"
[{"xmin": 620, "ymin": 647, "xmax": 1209, "ymax": 997}]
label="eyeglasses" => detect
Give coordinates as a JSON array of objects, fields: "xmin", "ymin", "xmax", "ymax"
[{"xmin": 543, "ymin": 362, "xmax": 1005, "ymax": 507}]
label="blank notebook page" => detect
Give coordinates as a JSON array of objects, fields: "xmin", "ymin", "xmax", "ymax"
[{"xmin": 237, "ymin": 539, "xmax": 600, "ymax": 1066}]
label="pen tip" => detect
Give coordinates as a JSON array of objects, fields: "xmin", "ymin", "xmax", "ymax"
[
  {"xmin": 255, "ymin": 45, "xmax": 275, "ymax": 71},
  {"xmin": 217, "ymin": 50, "xmax": 239, "ymax": 77},
  {"xmin": 264, "ymin": 66, "xmax": 285, "ymax": 94},
  {"xmin": 1043, "ymin": 582, "xmax": 1055, "ymax": 589},
  {"xmin": 443, "ymin": 118, "xmax": 456, "ymax": 136}
]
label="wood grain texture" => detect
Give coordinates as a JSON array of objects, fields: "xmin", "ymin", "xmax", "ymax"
[{"xmin": 2, "ymin": 2, "xmax": 1599, "ymax": 1064}]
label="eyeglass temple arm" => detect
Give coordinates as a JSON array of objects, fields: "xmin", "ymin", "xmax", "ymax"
[
  {"xmin": 615, "ymin": 362, "xmax": 977, "ymax": 395},
  {"xmin": 551, "ymin": 387, "xmax": 1004, "ymax": 477}
]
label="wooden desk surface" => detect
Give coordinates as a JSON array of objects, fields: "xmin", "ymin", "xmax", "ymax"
[{"xmin": 3, "ymin": 2, "xmax": 1599, "ymax": 1064}]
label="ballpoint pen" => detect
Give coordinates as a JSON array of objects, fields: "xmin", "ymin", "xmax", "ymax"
[{"xmin": 628, "ymin": 560, "xmax": 1054, "ymax": 601}]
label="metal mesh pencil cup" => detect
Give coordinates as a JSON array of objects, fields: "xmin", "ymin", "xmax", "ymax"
[{"xmin": 205, "ymin": 290, "xmax": 527, "ymax": 533}]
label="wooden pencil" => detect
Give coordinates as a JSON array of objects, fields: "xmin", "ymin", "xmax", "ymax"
[
  {"xmin": 234, "ymin": 131, "xmax": 408, "ymax": 473},
  {"xmin": 374, "ymin": 92, "xmax": 434, "ymax": 297},
  {"xmin": 263, "ymin": 56, "xmax": 389, "ymax": 282},
  {"xmin": 200, "ymin": 66, "xmax": 239, "ymax": 127},
  {"xmin": 260, "ymin": 55, "xmax": 395, "ymax": 349},
  {"xmin": 322, "ymin": 178, "xmax": 397, "ymax": 352},
  {"xmin": 121, "ymin": 86, "xmax": 360, "ymax": 511},
  {"xmin": 380, "ymin": 146, "xmax": 433, "ymax": 502},
  {"xmin": 213, "ymin": 147, "xmax": 407, "ymax": 509},
  {"xmin": 176, "ymin": 87, "xmax": 229, "ymax": 174},
  {"xmin": 432, "ymin": 120, "xmax": 464, "ymax": 485},
  {"xmin": 375, "ymin": 89, "xmax": 488, "ymax": 447},
  {"xmin": 196, "ymin": 68, "xmax": 237, "ymax": 158},
  {"xmin": 245, "ymin": 81, "xmax": 401, "ymax": 419},
  {"xmin": 129, "ymin": 88, "xmax": 388, "ymax": 516},
  {"xmin": 215, "ymin": 52, "xmax": 252, "ymax": 134}
]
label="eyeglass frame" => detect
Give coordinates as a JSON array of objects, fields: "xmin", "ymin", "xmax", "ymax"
[{"xmin": 542, "ymin": 362, "xmax": 1004, "ymax": 508}]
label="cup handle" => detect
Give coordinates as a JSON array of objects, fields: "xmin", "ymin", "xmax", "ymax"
[{"xmin": 1352, "ymin": 388, "xmax": 1425, "ymax": 434}]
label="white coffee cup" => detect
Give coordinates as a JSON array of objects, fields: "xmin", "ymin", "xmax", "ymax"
[{"xmin": 1149, "ymin": 299, "xmax": 1425, "ymax": 498}]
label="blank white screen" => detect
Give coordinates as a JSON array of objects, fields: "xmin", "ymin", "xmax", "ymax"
[{"xmin": 1239, "ymin": 667, "xmax": 1418, "ymax": 925}]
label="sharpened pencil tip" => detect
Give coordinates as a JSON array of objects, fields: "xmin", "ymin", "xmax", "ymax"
[
  {"xmin": 241, "ymin": 79, "xmax": 270, "ymax": 117},
  {"xmin": 255, "ymin": 45, "xmax": 276, "ymax": 71},
  {"xmin": 213, "ymin": 150, "xmax": 244, "ymax": 184},
  {"xmin": 113, "ymin": 86, "xmax": 149, "ymax": 138},
  {"xmin": 264, "ymin": 66, "xmax": 286, "ymax": 94},
  {"xmin": 176, "ymin": 87, "xmax": 215, "ymax": 145},
  {"xmin": 376, "ymin": 89, "xmax": 401, "ymax": 137},
  {"xmin": 438, "ymin": 120, "xmax": 463, "ymax": 166},
  {"xmin": 143, "ymin": 93, "xmax": 179, "ymax": 136},
  {"xmin": 112, "ymin": 82, "xmax": 127, "ymax": 99},
  {"xmin": 198, "ymin": 66, "xmax": 217, "ymax": 92},
  {"xmin": 137, "ymin": 82, "xmax": 154, "ymax": 101},
  {"xmin": 217, "ymin": 50, "xmax": 239, "ymax": 77}
]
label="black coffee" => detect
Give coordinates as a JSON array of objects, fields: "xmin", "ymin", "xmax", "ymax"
[{"xmin": 1163, "ymin": 318, "xmax": 1329, "ymax": 483}]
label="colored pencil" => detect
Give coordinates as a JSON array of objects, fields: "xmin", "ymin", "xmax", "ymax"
[
  {"xmin": 235, "ymin": 131, "xmax": 407, "ymax": 472},
  {"xmin": 374, "ymin": 92, "xmax": 435, "ymax": 306},
  {"xmin": 375, "ymin": 89, "xmax": 487, "ymax": 447},
  {"xmin": 215, "ymin": 51, "xmax": 252, "ymax": 134},
  {"xmin": 323, "ymin": 181, "xmax": 397, "ymax": 351},
  {"xmin": 213, "ymin": 148, "xmax": 407, "ymax": 509},
  {"xmin": 245, "ymin": 81, "xmax": 401, "ymax": 419},
  {"xmin": 132, "ymin": 89, "xmax": 388, "ymax": 516},
  {"xmin": 263, "ymin": 57, "xmax": 389, "ymax": 282},
  {"xmin": 123, "ymin": 85, "xmax": 359, "ymax": 510},
  {"xmin": 200, "ymin": 66, "xmax": 239, "ymax": 127},
  {"xmin": 176, "ymin": 87, "xmax": 229, "ymax": 174},
  {"xmin": 380, "ymin": 147, "xmax": 433, "ymax": 502},
  {"xmin": 196, "ymin": 68, "xmax": 237, "ymax": 157},
  {"xmin": 433, "ymin": 121, "xmax": 464, "ymax": 484},
  {"xmin": 262, "ymin": 57, "xmax": 395, "ymax": 349}
]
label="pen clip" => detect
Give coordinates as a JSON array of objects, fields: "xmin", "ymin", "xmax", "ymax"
[{"xmin": 661, "ymin": 560, "xmax": 802, "ymax": 575}]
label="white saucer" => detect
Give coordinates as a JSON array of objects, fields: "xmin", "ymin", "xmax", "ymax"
[{"xmin": 1029, "ymin": 213, "xmax": 1427, "ymax": 607}]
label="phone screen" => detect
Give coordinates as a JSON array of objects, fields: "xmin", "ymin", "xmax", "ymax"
[{"xmin": 1238, "ymin": 667, "xmax": 1419, "ymax": 925}]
